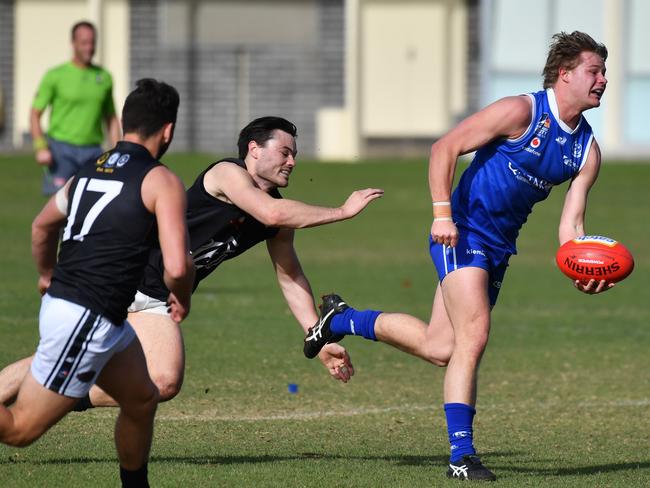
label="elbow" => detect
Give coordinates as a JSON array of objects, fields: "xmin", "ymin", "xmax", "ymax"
[
  {"xmin": 430, "ymin": 139, "xmax": 447, "ymax": 158},
  {"xmin": 165, "ymin": 258, "xmax": 193, "ymax": 282},
  {"xmin": 260, "ymin": 207, "xmax": 288, "ymax": 228}
]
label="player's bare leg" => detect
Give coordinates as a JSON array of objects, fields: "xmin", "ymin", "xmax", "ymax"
[
  {"xmin": 0, "ymin": 356, "xmax": 34, "ymax": 406},
  {"xmin": 89, "ymin": 311, "xmax": 185, "ymax": 407},
  {"xmin": 129, "ymin": 312, "xmax": 185, "ymax": 401},
  {"xmin": 373, "ymin": 284, "xmax": 454, "ymax": 366},
  {"xmin": 0, "ymin": 373, "xmax": 77, "ymax": 446},
  {"xmin": 439, "ymin": 267, "xmax": 491, "ymax": 405},
  {"xmin": 95, "ymin": 337, "xmax": 158, "ymax": 471},
  {"xmin": 433, "ymin": 267, "xmax": 496, "ymax": 481}
]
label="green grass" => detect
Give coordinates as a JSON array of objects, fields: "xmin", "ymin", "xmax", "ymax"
[{"xmin": 0, "ymin": 153, "xmax": 649, "ymax": 487}]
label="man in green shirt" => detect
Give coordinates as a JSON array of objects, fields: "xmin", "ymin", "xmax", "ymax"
[{"xmin": 30, "ymin": 21, "xmax": 120, "ymax": 195}]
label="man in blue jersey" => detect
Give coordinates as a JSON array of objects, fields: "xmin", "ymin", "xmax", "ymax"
[{"xmin": 303, "ymin": 31, "xmax": 610, "ymax": 481}]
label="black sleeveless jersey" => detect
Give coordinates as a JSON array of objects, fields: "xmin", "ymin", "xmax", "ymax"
[
  {"xmin": 138, "ymin": 158, "xmax": 281, "ymax": 301},
  {"xmin": 47, "ymin": 141, "xmax": 161, "ymax": 324}
]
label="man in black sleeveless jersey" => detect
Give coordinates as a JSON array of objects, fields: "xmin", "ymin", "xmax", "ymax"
[
  {"xmin": 0, "ymin": 117, "xmax": 381, "ymax": 410},
  {"xmin": 0, "ymin": 79, "xmax": 194, "ymax": 488},
  {"xmin": 87, "ymin": 116, "xmax": 382, "ymax": 408}
]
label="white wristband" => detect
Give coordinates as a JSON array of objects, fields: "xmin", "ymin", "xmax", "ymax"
[
  {"xmin": 432, "ymin": 201, "xmax": 451, "ymax": 206},
  {"xmin": 433, "ymin": 217, "xmax": 453, "ymax": 222}
]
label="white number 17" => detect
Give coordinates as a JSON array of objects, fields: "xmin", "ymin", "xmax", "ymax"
[{"xmin": 62, "ymin": 178, "xmax": 124, "ymax": 242}]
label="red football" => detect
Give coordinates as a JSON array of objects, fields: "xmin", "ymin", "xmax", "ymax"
[{"xmin": 556, "ymin": 236, "xmax": 634, "ymax": 283}]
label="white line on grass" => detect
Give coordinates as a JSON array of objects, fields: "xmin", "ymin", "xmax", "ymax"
[{"xmin": 156, "ymin": 398, "xmax": 650, "ymax": 423}]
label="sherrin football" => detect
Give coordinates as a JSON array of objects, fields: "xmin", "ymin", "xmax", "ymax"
[{"xmin": 556, "ymin": 235, "xmax": 634, "ymax": 283}]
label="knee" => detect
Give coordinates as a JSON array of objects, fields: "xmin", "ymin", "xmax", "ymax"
[
  {"xmin": 421, "ymin": 340, "xmax": 454, "ymax": 367},
  {"xmin": 454, "ymin": 328, "xmax": 491, "ymax": 362},
  {"xmin": 2, "ymin": 427, "xmax": 41, "ymax": 448},
  {"xmin": 121, "ymin": 382, "xmax": 159, "ymax": 419},
  {"xmin": 152, "ymin": 371, "xmax": 183, "ymax": 402}
]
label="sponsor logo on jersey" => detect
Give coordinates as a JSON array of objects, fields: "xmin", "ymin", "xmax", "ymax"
[
  {"xmin": 530, "ymin": 137, "xmax": 541, "ymax": 148},
  {"xmin": 466, "ymin": 248, "xmax": 486, "ymax": 257},
  {"xmin": 508, "ymin": 162, "xmax": 552, "ymax": 192},
  {"xmin": 524, "ymin": 146, "xmax": 541, "ymax": 156}
]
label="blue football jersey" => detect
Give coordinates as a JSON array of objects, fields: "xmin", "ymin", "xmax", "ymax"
[{"xmin": 451, "ymin": 88, "xmax": 595, "ymax": 254}]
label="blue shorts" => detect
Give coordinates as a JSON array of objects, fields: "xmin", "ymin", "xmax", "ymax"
[
  {"xmin": 429, "ymin": 229, "xmax": 511, "ymax": 306},
  {"xmin": 43, "ymin": 137, "xmax": 104, "ymax": 195}
]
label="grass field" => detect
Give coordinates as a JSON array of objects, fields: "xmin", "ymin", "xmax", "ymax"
[{"xmin": 0, "ymin": 153, "xmax": 648, "ymax": 487}]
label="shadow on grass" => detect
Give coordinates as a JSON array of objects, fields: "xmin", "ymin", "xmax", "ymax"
[
  {"xmin": 4, "ymin": 450, "xmax": 649, "ymax": 477},
  {"xmin": 1, "ymin": 452, "xmax": 445, "ymax": 466},
  {"xmin": 495, "ymin": 461, "xmax": 650, "ymax": 476}
]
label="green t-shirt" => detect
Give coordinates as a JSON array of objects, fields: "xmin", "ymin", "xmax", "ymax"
[{"xmin": 32, "ymin": 62, "xmax": 116, "ymax": 146}]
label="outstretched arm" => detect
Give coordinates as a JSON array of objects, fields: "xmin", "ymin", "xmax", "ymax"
[
  {"xmin": 204, "ymin": 162, "xmax": 383, "ymax": 228},
  {"xmin": 267, "ymin": 229, "xmax": 353, "ymax": 382}
]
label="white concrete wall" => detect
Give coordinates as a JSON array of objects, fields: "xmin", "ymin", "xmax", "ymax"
[{"xmin": 317, "ymin": 0, "xmax": 468, "ymax": 159}]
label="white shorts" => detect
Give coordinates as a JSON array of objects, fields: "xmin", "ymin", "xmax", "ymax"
[
  {"xmin": 127, "ymin": 290, "xmax": 170, "ymax": 316},
  {"xmin": 31, "ymin": 294, "xmax": 136, "ymax": 398}
]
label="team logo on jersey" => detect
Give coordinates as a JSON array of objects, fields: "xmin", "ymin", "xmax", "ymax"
[
  {"xmin": 96, "ymin": 152, "xmax": 110, "ymax": 166},
  {"xmin": 193, "ymin": 236, "xmax": 241, "ymax": 270},
  {"xmin": 555, "ymin": 136, "xmax": 567, "ymax": 145},
  {"xmin": 534, "ymin": 113, "xmax": 551, "ymax": 138},
  {"xmin": 116, "ymin": 154, "xmax": 130, "ymax": 167},
  {"xmin": 530, "ymin": 137, "xmax": 541, "ymax": 148},
  {"xmin": 105, "ymin": 153, "xmax": 120, "ymax": 168},
  {"xmin": 572, "ymin": 142, "xmax": 582, "ymax": 158}
]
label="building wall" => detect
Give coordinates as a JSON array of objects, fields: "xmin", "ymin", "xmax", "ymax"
[
  {"xmin": 130, "ymin": 0, "xmax": 345, "ymax": 156},
  {"xmin": 0, "ymin": 0, "xmax": 14, "ymax": 152},
  {"xmin": 482, "ymin": 0, "xmax": 650, "ymax": 157}
]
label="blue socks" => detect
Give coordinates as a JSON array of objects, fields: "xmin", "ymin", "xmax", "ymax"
[
  {"xmin": 330, "ymin": 307, "xmax": 381, "ymax": 341},
  {"xmin": 444, "ymin": 403, "xmax": 477, "ymax": 462}
]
